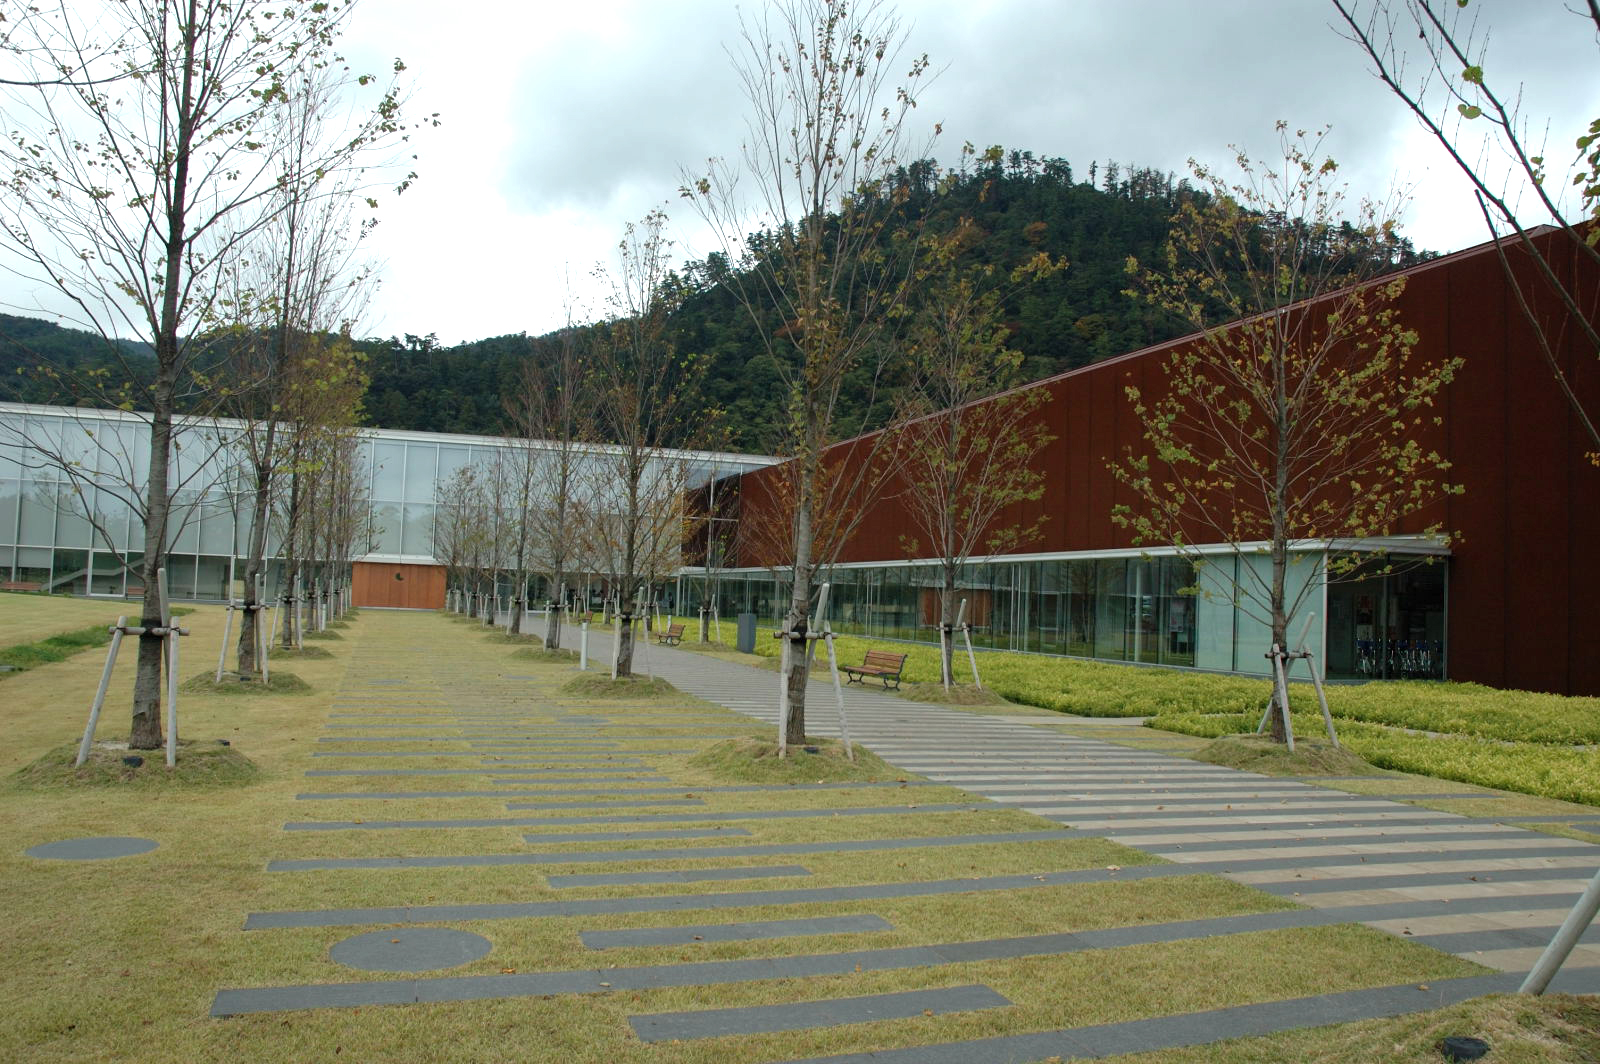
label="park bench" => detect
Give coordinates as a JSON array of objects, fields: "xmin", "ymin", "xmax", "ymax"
[
  {"xmin": 1, "ymin": 581, "xmax": 42, "ymax": 592},
  {"xmin": 656, "ymin": 622, "xmax": 685, "ymax": 646},
  {"xmin": 842, "ymin": 649, "xmax": 908, "ymax": 690}
]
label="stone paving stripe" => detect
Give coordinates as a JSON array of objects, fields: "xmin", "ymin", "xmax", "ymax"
[
  {"xmin": 242, "ymin": 837, "xmax": 1600, "ymax": 931},
  {"xmin": 268, "ymin": 829, "xmax": 1085, "ymax": 872},
  {"xmin": 25, "ymin": 836, "xmax": 159, "ymax": 860},
  {"xmin": 302, "ymin": 769, "xmax": 667, "ymax": 779},
  {"xmin": 1139, "ymin": 827, "xmax": 1554, "ymax": 853},
  {"xmin": 281, "ymin": 799, "xmax": 712, "ymax": 830},
  {"xmin": 268, "ymin": 833, "xmax": 760, "ymax": 869},
  {"xmin": 628, "ymin": 984, "xmax": 1010, "ymax": 1042},
  {"xmin": 549, "ymin": 865, "xmax": 812, "ymax": 888},
  {"xmin": 1498, "ymin": 815, "xmax": 1600, "ymax": 824},
  {"xmin": 581, "ymin": 914, "xmax": 893, "ymax": 950},
  {"xmin": 219, "ymin": 902, "xmax": 1578, "ymax": 1018},
  {"xmin": 241, "ymin": 864, "xmax": 1198, "ymax": 930},
  {"xmin": 768, "ymin": 973, "xmax": 1600, "ymax": 1064},
  {"xmin": 295, "ymin": 782, "xmax": 935, "ymax": 799},
  {"xmin": 329, "ymin": 928, "xmax": 493, "ymax": 972},
  {"xmin": 309, "ymin": 751, "xmax": 651, "ymax": 759},
  {"xmin": 1411, "ymin": 925, "xmax": 1600, "ymax": 953},
  {"xmin": 315, "ymin": 736, "xmax": 623, "ymax": 743},
  {"xmin": 1246, "ymin": 865, "xmax": 1595, "ymax": 896}
]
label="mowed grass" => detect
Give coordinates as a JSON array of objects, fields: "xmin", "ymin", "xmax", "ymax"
[{"xmin": 1, "ymin": 603, "xmax": 1490, "ymax": 1063}]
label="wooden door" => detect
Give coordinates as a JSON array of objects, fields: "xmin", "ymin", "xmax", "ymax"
[{"xmin": 352, "ymin": 562, "xmax": 446, "ymax": 609}]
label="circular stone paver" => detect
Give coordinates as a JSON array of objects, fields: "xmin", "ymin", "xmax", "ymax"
[
  {"xmin": 329, "ymin": 928, "xmax": 493, "ymax": 972},
  {"xmin": 25, "ymin": 836, "xmax": 159, "ymax": 861}
]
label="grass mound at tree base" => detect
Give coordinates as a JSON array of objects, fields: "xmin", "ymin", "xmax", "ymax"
[
  {"xmin": 301, "ymin": 629, "xmax": 343, "ymax": 641},
  {"xmin": 1193, "ymin": 734, "xmax": 1383, "ymax": 777},
  {"xmin": 687, "ymin": 735, "xmax": 918, "ymax": 784},
  {"xmin": 268, "ymin": 645, "xmax": 333, "ymax": 659},
  {"xmin": 489, "ymin": 631, "xmax": 543, "ymax": 646},
  {"xmin": 560, "ymin": 672, "xmax": 681, "ymax": 698},
  {"xmin": 181, "ymin": 671, "xmax": 312, "ymax": 695},
  {"xmin": 511, "ymin": 646, "xmax": 577, "ymax": 663},
  {"xmin": 9, "ymin": 740, "xmax": 261, "ymax": 790}
]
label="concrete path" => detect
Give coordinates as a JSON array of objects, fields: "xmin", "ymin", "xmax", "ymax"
[{"xmin": 603, "ymin": 631, "xmax": 1600, "ymax": 977}]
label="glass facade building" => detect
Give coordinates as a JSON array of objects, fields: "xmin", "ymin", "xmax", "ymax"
[
  {"xmin": 676, "ymin": 542, "xmax": 1448, "ymax": 683},
  {"xmin": 0, "ymin": 403, "xmax": 773, "ymax": 602}
]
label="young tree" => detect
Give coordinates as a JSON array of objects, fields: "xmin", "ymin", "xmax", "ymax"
[
  {"xmin": 682, "ymin": 0, "xmax": 933, "ymax": 743},
  {"xmin": 1334, "ymin": 0, "xmax": 1600, "ymax": 465},
  {"xmin": 0, "ymin": 0, "xmax": 418, "ymax": 748},
  {"xmin": 896, "ymin": 216, "xmax": 1062, "ymax": 688},
  {"xmin": 1117, "ymin": 125, "xmax": 1461, "ymax": 741},
  {"xmin": 588, "ymin": 210, "xmax": 708, "ymax": 677},
  {"xmin": 504, "ymin": 322, "xmax": 595, "ymax": 649}
]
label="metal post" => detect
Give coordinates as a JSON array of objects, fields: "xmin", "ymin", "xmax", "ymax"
[
  {"xmin": 579, "ymin": 621, "xmax": 589, "ymax": 671},
  {"xmin": 1293, "ymin": 613, "xmax": 1340, "ymax": 747},
  {"xmin": 610, "ymin": 612, "xmax": 621, "ymax": 680},
  {"xmin": 215, "ymin": 601, "xmax": 234, "ymax": 683},
  {"xmin": 777, "ymin": 635, "xmax": 790, "ymax": 759},
  {"xmin": 817, "ymin": 583, "xmax": 853, "ymax": 760},
  {"xmin": 166, "ymin": 619, "xmax": 180, "ymax": 768},
  {"xmin": 76, "ymin": 617, "xmax": 128, "ymax": 767},
  {"xmin": 157, "ymin": 567, "xmax": 177, "ymax": 768},
  {"xmin": 1272, "ymin": 644, "xmax": 1295, "ymax": 752},
  {"xmin": 1521, "ymin": 865, "xmax": 1600, "ymax": 994},
  {"xmin": 959, "ymin": 598, "xmax": 982, "ymax": 689}
]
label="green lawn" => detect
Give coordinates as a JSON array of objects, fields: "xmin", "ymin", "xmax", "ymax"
[{"xmin": 0, "ymin": 603, "xmax": 1499, "ymax": 1063}]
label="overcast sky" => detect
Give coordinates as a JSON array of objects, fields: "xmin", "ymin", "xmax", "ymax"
[{"xmin": 6, "ymin": 0, "xmax": 1598, "ymax": 345}]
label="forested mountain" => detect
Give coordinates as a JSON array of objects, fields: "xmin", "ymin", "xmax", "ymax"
[
  {"xmin": 0, "ymin": 313, "xmax": 154, "ymax": 404},
  {"xmin": 356, "ymin": 150, "xmax": 1427, "ymax": 452},
  {"xmin": 1, "ymin": 149, "xmax": 1430, "ymax": 452}
]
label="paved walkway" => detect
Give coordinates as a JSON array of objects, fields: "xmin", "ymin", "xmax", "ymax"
[
  {"xmin": 213, "ymin": 614, "xmax": 1600, "ymax": 1063},
  {"xmin": 617, "ymin": 632, "xmax": 1600, "ymax": 977}
]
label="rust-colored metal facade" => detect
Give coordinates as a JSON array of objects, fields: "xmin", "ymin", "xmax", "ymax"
[{"xmin": 723, "ymin": 233, "xmax": 1600, "ymax": 695}]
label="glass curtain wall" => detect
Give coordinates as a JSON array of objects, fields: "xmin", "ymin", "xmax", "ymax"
[{"xmin": 686, "ymin": 552, "xmax": 1442, "ymax": 680}]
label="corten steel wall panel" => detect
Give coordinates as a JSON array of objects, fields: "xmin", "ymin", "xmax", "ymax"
[
  {"xmin": 1500, "ymin": 250, "xmax": 1574, "ymax": 693},
  {"xmin": 1568, "ymin": 267, "xmax": 1600, "ymax": 695},
  {"xmin": 1437, "ymin": 250, "xmax": 1510, "ymax": 688},
  {"xmin": 722, "ymin": 234, "xmax": 1600, "ymax": 693}
]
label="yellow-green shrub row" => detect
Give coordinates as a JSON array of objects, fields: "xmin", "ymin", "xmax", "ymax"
[
  {"xmin": 1151, "ymin": 710, "xmax": 1600, "ymax": 806},
  {"xmin": 753, "ymin": 627, "xmax": 1600, "ymax": 742}
]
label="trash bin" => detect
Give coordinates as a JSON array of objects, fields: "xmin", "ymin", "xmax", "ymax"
[{"xmin": 736, "ymin": 612, "xmax": 757, "ymax": 654}]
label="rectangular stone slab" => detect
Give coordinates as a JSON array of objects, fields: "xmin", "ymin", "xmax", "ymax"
[
  {"xmin": 628, "ymin": 984, "xmax": 1011, "ymax": 1042},
  {"xmin": 581, "ymin": 913, "xmax": 892, "ymax": 949},
  {"xmin": 549, "ymin": 865, "xmax": 811, "ymax": 887}
]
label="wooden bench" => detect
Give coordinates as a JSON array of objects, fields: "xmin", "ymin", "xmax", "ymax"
[
  {"xmin": 1, "ymin": 581, "xmax": 42, "ymax": 592},
  {"xmin": 656, "ymin": 622, "xmax": 686, "ymax": 646},
  {"xmin": 842, "ymin": 649, "xmax": 908, "ymax": 690}
]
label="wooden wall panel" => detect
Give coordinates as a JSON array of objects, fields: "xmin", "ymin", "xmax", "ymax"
[{"xmin": 352, "ymin": 562, "xmax": 446, "ymax": 610}]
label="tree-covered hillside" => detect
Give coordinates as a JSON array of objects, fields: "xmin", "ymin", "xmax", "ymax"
[{"xmin": 2, "ymin": 148, "xmax": 1429, "ymax": 451}]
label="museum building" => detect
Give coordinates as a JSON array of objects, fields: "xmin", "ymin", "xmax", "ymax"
[{"xmin": 679, "ymin": 229, "xmax": 1600, "ymax": 697}]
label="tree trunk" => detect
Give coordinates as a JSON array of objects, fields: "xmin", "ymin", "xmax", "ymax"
[
  {"xmin": 616, "ymin": 612, "xmax": 635, "ymax": 678},
  {"xmin": 940, "ymin": 573, "xmax": 956, "ymax": 690},
  {"xmin": 1269, "ymin": 539, "xmax": 1289, "ymax": 743},
  {"xmin": 237, "ymin": 447, "xmax": 274, "ymax": 680},
  {"xmin": 129, "ymin": 390, "xmax": 174, "ymax": 749},
  {"xmin": 784, "ymin": 467, "xmax": 815, "ymax": 746}
]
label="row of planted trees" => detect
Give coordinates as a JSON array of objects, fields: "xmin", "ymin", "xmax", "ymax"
[
  {"xmin": 432, "ymin": 222, "xmax": 710, "ymax": 675},
  {"xmin": 0, "ymin": 0, "xmax": 430, "ymax": 746}
]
